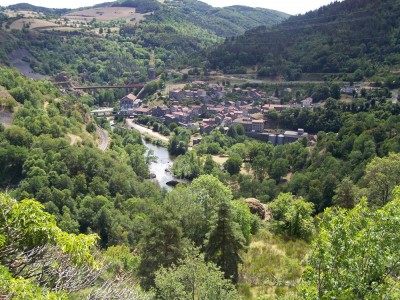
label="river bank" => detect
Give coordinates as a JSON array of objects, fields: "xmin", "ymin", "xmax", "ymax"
[{"xmin": 125, "ymin": 118, "xmax": 169, "ymax": 143}]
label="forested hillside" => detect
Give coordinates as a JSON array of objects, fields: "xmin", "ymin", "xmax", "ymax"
[
  {"xmin": 209, "ymin": 0, "xmax": 400, "ymax": 80},
  {"xmin": 1, "ymin": 0, "xmax": 400, "ymax": 298}
]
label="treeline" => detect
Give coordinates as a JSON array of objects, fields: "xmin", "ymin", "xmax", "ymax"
[{"xmin": 208, "ymin": 0, "xmax": 400, "ymax": 80}]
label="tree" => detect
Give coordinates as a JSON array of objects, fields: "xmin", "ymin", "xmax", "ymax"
[
  {"xmin": 86, "ymin": 121, "xmax": 97, "ymax": 133},
  {"xmin": 203, "ymin": 154, "xmax": 217, "ymax": 174},
  {"xmin": 268, "ymin": 158, "xmax": 289, "ymax": 182},
  {"xmin": 364, "ymin": 152, "xmax": 400, "ymax": 207},
  {"xmin": 154, "ymin": 248, "xmax": 240, "ymax": 300},
  {"xmin": 226, "ymin": 125, "xmax": 237, "ymax": 138},
  {"xmin": 0, "ymin": 193, "xmax": 99, "ymax": 297},
  {"xmin": 269, "ymin": 193, "xmax": 315, "ymax": 240},
  {"xmin": 300, "ymin": 191, "xmax": 400, "ymax": 299},
  {"xmin": 137, "ymin": 212, "xmax": 186, "ymax": 289},
  {"xmin": 189, "ymin": 175, "xmax": 233, "ymax": 218},
  {"xmin": 223, "ymin": 153, "xmax": 242, "ymax": 175},
  {"xmin": 172, "ymin": 151, "xmax": 201, "ymax": 180},
  {"xmin": 330, "ymin": 83, "xmax": 341, "ymax": 100},
  {"xmin": 205, "ymin": 202, "xmax": 246, "ymax": 283},
  {"xmin": 333, "ymin": 176, "xmax": 358, "ymax": 209}
]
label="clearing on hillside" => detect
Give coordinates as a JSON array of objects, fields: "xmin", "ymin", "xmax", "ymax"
[
  {"xmin": 64, "ymin": 7, "xmax": 150, "ymax": 23},
  {"xmin": 5, "ymin": 18, "xmax": 60, "ymax": 30}
]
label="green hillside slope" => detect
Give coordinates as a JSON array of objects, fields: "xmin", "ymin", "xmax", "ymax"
[{"xmin": 208, "ymin": 0, "xmax": 400, "ymax": 81}]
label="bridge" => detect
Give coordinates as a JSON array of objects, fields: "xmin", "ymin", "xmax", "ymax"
[{"xmin": 73, "ymin": 84, "xmax": 144, "ymax": 91}]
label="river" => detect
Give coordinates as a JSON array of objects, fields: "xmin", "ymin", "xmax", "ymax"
[
  {"xmin": 112, "ymin": 120, "xmax": 177, "ymax": 189},
  {"xmin": 142, "ymin": 138, "xmax": 177, "ymax": 190}
]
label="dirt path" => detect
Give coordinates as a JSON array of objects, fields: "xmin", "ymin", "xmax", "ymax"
[
  {"xmin": 0, "ymin": 111, "xmax": 13, "ymax": 128},
  {"xmin": 97, "ymin": 127, "xmax": 109, "ymax": 151},
  {"xmin": 125, "ymin": 119, "xmax": 169, "ymax": 143}
]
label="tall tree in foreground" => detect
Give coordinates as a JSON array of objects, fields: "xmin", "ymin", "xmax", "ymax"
[
  {"xmin": 137, "ymin": 211, "xmax": 185, "ymax": 289},
  {"xmin": 300, "ymin": 188, "xmax": 400, "ymax": 299},
  {"xmin": 154, "ymin": 248, "xmax": 240, "ymax": 300},
  {"xmin": 205, "ymin": 202, "xmax": 246, "ymax": 283}
]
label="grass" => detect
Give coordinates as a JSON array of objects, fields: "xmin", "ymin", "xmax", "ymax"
[{"xmin": 239, "ymin": 229, "xmax": 309, "ymax": 299}]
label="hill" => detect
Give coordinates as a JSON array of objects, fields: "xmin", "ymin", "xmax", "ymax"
[
  {"xmin": 5, "ymin": 2, "xmax": 71, "ymax": 15},
  {"xmin": 0, "ymin": 0, "xmax": 289, "ymax": 85},
  {"xmin": 208, "ymin": 0, "xmax": 400, "ymax": 81}
]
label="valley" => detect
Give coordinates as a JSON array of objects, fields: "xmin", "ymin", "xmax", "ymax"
[{"xmin": 1, "ymin": 0, "xmax": 400, "ymax": 299}]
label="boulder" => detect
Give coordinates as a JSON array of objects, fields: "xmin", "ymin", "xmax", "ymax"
[{"xmin": 245, "ymin": 198, "xmax": 272, "ymax": 221}]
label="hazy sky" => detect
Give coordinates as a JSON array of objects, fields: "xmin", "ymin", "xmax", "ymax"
[{"xmin": 1, "ymin": 0, "xmax": 341, "ymax": 15}]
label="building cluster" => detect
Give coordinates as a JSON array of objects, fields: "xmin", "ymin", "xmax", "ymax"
[{"xmin": 119, "ymin": 83, "xmax": 310, "ymax": 144}]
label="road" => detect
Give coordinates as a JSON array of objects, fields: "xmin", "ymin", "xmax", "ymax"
[
  {"xmin": 97, "ymin": 127, "xmax": 109, "ymax": 151},
  {"xmin": 125, "ymin": 118, "xmax": 169, "ymax": 143}
]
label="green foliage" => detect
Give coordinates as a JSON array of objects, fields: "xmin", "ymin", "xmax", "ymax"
[
  {"xmin": 363, "ymin": 152, "xmax": 400, "ymax": 207},
  {"xmin": 190, "ymin": 174, "xmax": 233, "ymax": 215},
  {"xmin": 168, "ymin": 128, "xmax": 190, "ymax": 156},
  {"xmin": 230, "ymin": 200, "xmax": 258, "ymax": 244},
  {"xmin": 223, "ymin": 152, "xmax": 243, "ymax": 175},
  {"xmin": 154, "ymin": 247, "xmax": 240, "ymax": 300},
  {"xmin": 240, "ymin": 230, "xmax": 309, "ymax": 298},
  {"xmin": 209, "ymin": 0, "xmax": 400, "ymax": 79},
  {"xmin": 137, "ymin": 211, "xmax": 186, "ymax": 289},
  {"xmin": 172, "ymin": 151, "xmax": 201, "ymax": 180},
  {"xmin": 0, "ymin": 193, "xmax": 99, "ymax": 297},
  {"xmin": 86, "ymin": 120, "xmax": 97, "ymax": 133},
  {"xmin": 269, "ymin": 193, "xmax": 315, "ymax": 240},
  {"xmin": 205, "ymin": 202, "xmax": 246, "ymax": 283},
  {"xmin": 0, "ymin": 264, "xmax": 68, "ymax": 300},
  {"xmin": 300, "ymin": 191, "xmax": 400, "ymax": 299}
]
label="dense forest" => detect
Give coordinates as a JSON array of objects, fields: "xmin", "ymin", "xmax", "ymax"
[
  {"xmin": 208, "ymin": 0, "xmax": 400, "ymax": 80},
  {"xmin": 1, "ymin": 0, "xmax": 400, "ymax": 298}
]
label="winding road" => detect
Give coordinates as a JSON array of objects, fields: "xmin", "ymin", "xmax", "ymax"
[{"xmin": 97, "ymin": 127, "xmax": 109, "ymax": 151}]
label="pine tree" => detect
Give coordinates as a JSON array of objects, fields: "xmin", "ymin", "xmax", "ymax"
[
  {"xmin": 138, "ymin": 212, "xmax": 185, "ymax": 289},
  {"xmin": 205, "ymin": 202, "xmax": 246, "ymax": 283}
]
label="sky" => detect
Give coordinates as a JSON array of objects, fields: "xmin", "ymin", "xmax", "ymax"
[{"xmin": 0, "ymin": 0, "xmax": 342, "ymax": 15}]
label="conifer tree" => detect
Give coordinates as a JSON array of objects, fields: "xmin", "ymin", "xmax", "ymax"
[{"xmin": 205, "ymin": 202, "xmax": 245, "ymax": 283}]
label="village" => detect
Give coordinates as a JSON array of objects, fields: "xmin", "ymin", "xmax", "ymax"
[{"xmin": 117, "ymin": 80, "xmax": 324, "ymax": 145}]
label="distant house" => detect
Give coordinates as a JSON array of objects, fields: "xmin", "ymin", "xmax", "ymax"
[
  {"xmin": 197, "ymin": 89, "xmax": 207, "ymax": 97},
  {"xmin": 190, "ymin": 104, "xmax": 206, "ymax": 117},
  {"xmin": 252, "ymin": 120, "xmax": 265, "ymax": 133},
  {"xmin": 223, "ymin": 117, "xmax": 232, "ymax": 126},
  {"xmin": 192, "ymin": 80, "xmax": 206, "ymax": 87},
  {"xmin": 282, "ymin": 128, "xmax": 308, "ymax": 144},
  {"xmin": 173, "ymin": 112, "xmax": 191, "ymax": 124},
  {"xmin": 262, "ymin": 104, "xmax": 291, "ymax": 113},
  {"xmin": 341, "ymin": 85, "xmax": 360, "ymax": 95},
  {"xmin": 164, "ymin": 114, "xmax": 178, "ymax": 125},
  {"xmin": 120, "ymin": 93, "xmax": 138, "ymax": 110},
  {"xmin": 152, "ymin": 105, "xmax": 169, "ymax": 117},
  {"xmin": 232, "ymin": 87, "xmax": 242, "ymax": 94},
  {"xmin": 169, "ymin": 89, "xmax": 185, "ymax": 101},
  {"xmin": 302, "ymin": 97, "xmax": 313, "ymax": 108},
  {"xmin": 134, "ymin": 107, "xmax": 152, "ymax": 115},
  {"xmin": 233, "ymin": 118, "xmax": 253, "ymax": 132},
  {"xmin": 200, "ymin": 124, "xmax": 214, "ymax": 134}
]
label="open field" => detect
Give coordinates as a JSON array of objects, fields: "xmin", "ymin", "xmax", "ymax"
[
  {"xmin": 6, "ymin": 18, "xmax": 59, "ymax": 30},
  {"xmin": 4, "ymin": 10, "xmax": 44, "ymax": 18},
  {"xmin": 64, "ymin": 7, "xmax": 149, "ymax": 23}
]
